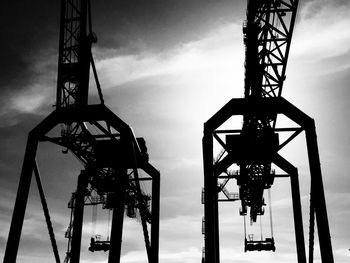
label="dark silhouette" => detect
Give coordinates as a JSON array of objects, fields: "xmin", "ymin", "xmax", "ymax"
[
  {"xmin": 3, "ymin": 1, "xmax": 160, "ymax": 263},
  {"xmin": 202, "ymin": 1, "xmax": 334, "ymax": 263}
]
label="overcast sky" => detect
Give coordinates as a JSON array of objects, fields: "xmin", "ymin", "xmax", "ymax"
[{"xmin": 0, "ymin": 0, "xmax": 350, "ymax": 262}]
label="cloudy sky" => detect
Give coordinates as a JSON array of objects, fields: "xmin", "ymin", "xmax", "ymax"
[{"xmin": 1, "ymin": 0, "xmax": 350, "ymax": 262}]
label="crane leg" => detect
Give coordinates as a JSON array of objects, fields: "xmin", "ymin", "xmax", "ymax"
[
  {"xmin": 108, "ymin": 170, "xmax": 127, "ymax": 263},
  {"xmin": 290, "ymin": 171, "xmax": 307, "ymax": 263},
  {"xmin": 70, "ymin": 170, "xmax": 88, "ymax": 263},
  {"xmin": 33, "ymin": 161, "xmax": 61, "ymax": 263},
  {"xmin": 203, "ymin": 134, "xmax": 219, "ymax": 263},
  {"xmin": 3, "ymin": 134, "xmax": 38, "ymax": 263},
  {"xmin": 305, "ymin": 122, "xmax": 334, "ymax": 263},
  {"xmin": 273, "ymin": 154, "xmax": 307, "ymax": 263},
  {"xmin": 151, "ymin": 171, "xmax": 160, "ymax": 263}
]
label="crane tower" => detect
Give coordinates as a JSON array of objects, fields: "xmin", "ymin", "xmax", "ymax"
[
  {"xmin": 3, "ymin": 1, "xmax": 160, "ymax": 263},
  {"xmin": 202, "ymin": 0, "xmax": 334, "ymax": 262}
]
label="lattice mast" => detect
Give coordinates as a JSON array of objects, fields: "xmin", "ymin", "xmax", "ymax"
[
  {"xmin": 57, "ymin": 0, "xmax": 92, "ymax": 108},
  {"xmin": 240, "ymin": 0, "xmax": 299, "ymax": 223},
  {"xmin": 55, "ymin": 1, "xmax": 159, "ymax": 263}
]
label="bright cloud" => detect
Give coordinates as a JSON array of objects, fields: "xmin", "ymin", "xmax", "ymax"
[
  {"xmin": 10, "ymin": 83, "xmax": 52, "ymax": 114},
  {"xmin": 292, "ymin": 0, "xmax": 350, "ymax": 72},
  {"xmin": 96, "ymin": 22, "xmax": 244, "ymax": 95}
]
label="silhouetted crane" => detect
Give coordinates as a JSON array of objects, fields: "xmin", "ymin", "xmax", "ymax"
[
  {"xmin": 202, "ymin": 1, "xmax": 334, "ymax": 262},
  {"xmin": 3, "ymin": 1, "xmax": 160, "ymax": 263}
]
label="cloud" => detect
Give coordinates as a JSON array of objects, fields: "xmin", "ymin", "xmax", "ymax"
[
  {"xmin": 0, "ymin": 1, "xmax": 58, "ymax": 90},
  {"xmin": 93, "ymin": 22, "xmax": 246, "ymax": 157},
  {"xmin": 10, "ymin": 83, "xmax": 52, "ymax": 114},
  {"xmin": 158, "ymin": 215, "xmax": 202, "ymax": 263},
  {"xmin": 159, "ymin": 247, "xmax": 202, "ymax": 263},
  {"xmin": 292, "ymin": 0, "xmax": 350, "ymax": 74},
  {"xmin": 0, "ymin": 48, "xmax": 56, "ymax": 127},
  {"xmin": 2, "ymin": 1, "xmax": 350, "ymax": 263},
  {"xmin": 91, "ymin": 0, "xmax": 244, "ymax": 53},
  {"xmin": 1, "ymin": 20, "xmax": 245, "ymax": 128},
  {"xmin": 95, "ymin": 22, "xmax": 244, "ymax": 92}
]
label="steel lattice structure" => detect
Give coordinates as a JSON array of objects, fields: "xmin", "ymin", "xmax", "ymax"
[
  {"xmin": 202, "ymin": 1, "xmax": 334, "ymax": 263},
  {"xmin": 3, "ymin": 1, "xmax": 160, "ymax": 263},
  {"xmin": 244, "ymin": 0, "xmax": 298, "ymax": 99},
  {"xmin": 57, "ymin": 0, "xmax": 91, "ymax": 108},
  {"xmin": 241, "ymin": 0, "xmax": 299, "ymax": 224}
]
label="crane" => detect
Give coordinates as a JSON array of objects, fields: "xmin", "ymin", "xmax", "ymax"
[
  {"xmin": 3, "ymin": 1, "xmax": 160, "ymax": 263},
  {"xmin": 202, "ymin": 0, "xmax": 334, "ymax": 262}
]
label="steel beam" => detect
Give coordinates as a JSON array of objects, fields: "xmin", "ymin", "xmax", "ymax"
[
  {"xmin": 309, "ymin": 188, "xmax": 315, "ymax": 263},
  {"xmin": 3, "ymin": 134, "xmax": 38, "ymax": 263},
  {"xmin": 203, "ymin": 134, "xmax": 218, "ymax": 263},
  {"xmin": 151, "ymin": 167, "xmax": 160, "ymax": 263},
  {"xmin": 305, "ymin": 121, "xmax": 334, "ymax": 263},
  {"xmin": 4, "ymin": 0, "xmax": 161, "ymax": 261},
  {"xmin": 273, "ymin": 154, "xmax": 306, "ymax": 263},
  {"xmin": 108, "ymin": 169, "xmax": 127, "ymax": 263},
  {"xmin": 70, "ymin": 171, "xmax": 88, "ymax": 263},
  {"xmin": 77, "ymin": 0, "xmax": 90, "ymax": 106},
  {"xmin": 140, "ymin": 162, "xmax": 160, "ymax": 263},
  {"xmin": 290, "ymin": 172, "xmax": 306, "ymax": 263},
  {"xmin": 203, "ymin": 97, "xmax": 334, "ymax": 262},
  {"xmin": 33, "ymin": 161, "xmax": 61, "ymax": 263}
]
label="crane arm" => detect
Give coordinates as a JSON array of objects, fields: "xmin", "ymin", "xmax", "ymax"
[
  {"xmin": 243, "ymin": 0, "xmax": 299, "ymax": 99},
  {"xmin": 239, "ymin": 0, "xmax": 299, "ymax": 223}
]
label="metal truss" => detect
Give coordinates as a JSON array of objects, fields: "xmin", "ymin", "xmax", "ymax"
[
  {"xmin": 202, "ymin": 2, "xmax": 334, "ymax": 262},
  {"xmin": 202, "ymin": 97, "xmax": 334, "ymax": 263},
  {"xmin": 56, "ymin": 0, "xmax": 90, "ymax": 108},
  {"xmin": 244, "ymin": 0, "xmax": 299, "ymax": 98},
  {"xmin": 3, "ymin": 1, "xmax": 160, "ymax": 263},
  {"xmin": 3, "ymin": 105, "xmax": 160, "ymax": 263},
  {"xmin": 238, "ymin": 0, "xmax": 299, "ymax": 225}
]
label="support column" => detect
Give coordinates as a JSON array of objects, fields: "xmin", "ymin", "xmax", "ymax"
[
  {"xmin": 309, "ymin": 185, "xmax": 315, "ymax": 263},
  {"xmin": 273, "ymin": 154, "xmax": 306, "ymax": 263},
  {"xmin": 305, "ymin": 121, "xmax": 334, "ymax": 263},
  {"xmin": 77, "ymin": 0, "xmax": 90, "ymax": 106},
  {"xmin": 203, "ymin": 133, "xmax": 218, "ymax": 263},
  {"xmin": 290, "ymin": 170, "xmax": 307, "ymax": 263},
  {"xmin": 214, "ymin": 179, "xmax": 220, "ymax": 263},
  {"xmin": 151, "ymin": 171, "xmax": 160, "ymax": 263},
  {"xmin": 34, "ymin": 161, "xmax": 61, "ymax": 263},
  {"xmin": 70, "ymin": 170, "xmax": 88, "ymax": 263},
  {"xmin": 108, "ymin": 170, "xmax": 127, "ymax": 263},
  {"xmin": 3, "ymin": 134, "xmax": 38, "ymax": 263}
]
